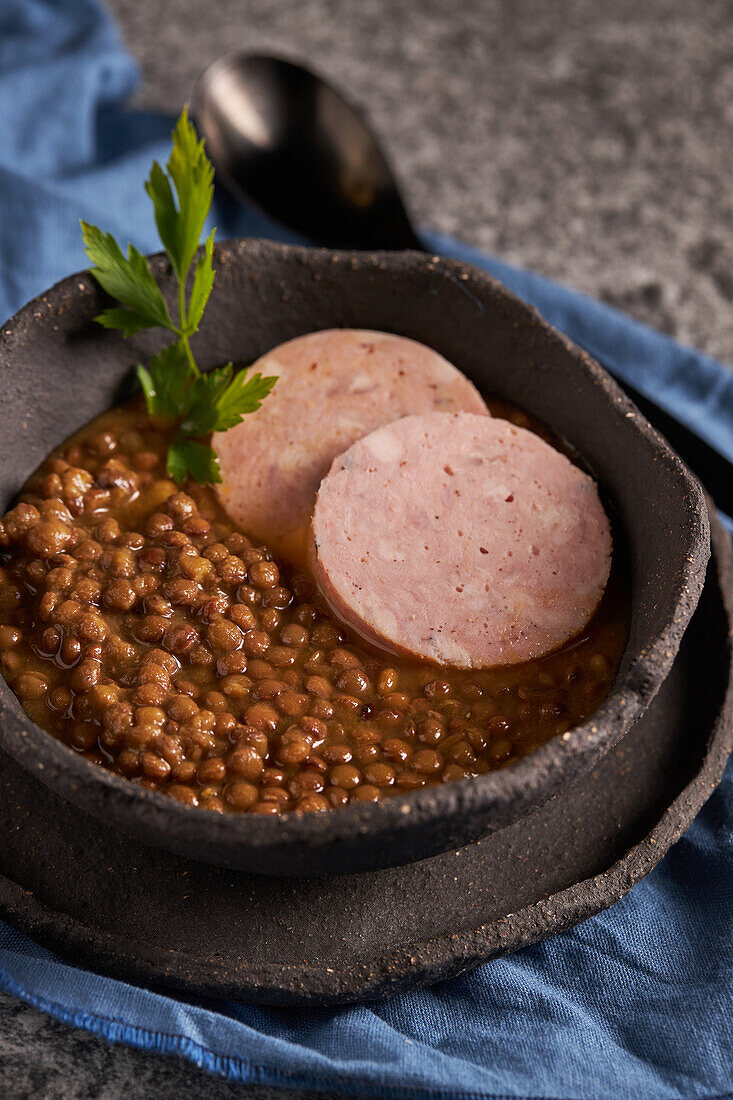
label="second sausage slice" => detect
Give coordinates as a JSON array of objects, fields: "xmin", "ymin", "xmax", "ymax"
[{"xmin": 310, "ymin": 412, "xmax": 612, "ymax": 668}]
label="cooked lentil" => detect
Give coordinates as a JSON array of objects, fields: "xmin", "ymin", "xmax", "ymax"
[{"xmin": 0, "ymin": 399, "xmax": 628, "ymax": 815}]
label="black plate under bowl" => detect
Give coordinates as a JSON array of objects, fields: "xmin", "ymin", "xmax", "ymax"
[
  {"xmin": 0, "ymin": 515, "xmax": 730, "ymax": 1005},
  {"xmin": 0, "ymin": 240, "xmax": 709, "ymax": 875}
]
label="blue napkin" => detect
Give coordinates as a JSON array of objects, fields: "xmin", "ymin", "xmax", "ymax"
[{"xmin": 1, "ymin": 2, "xmax": 731, "ymax": 1098}]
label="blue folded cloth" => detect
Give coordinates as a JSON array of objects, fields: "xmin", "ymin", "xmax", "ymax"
[{"xmin": 0, "ymin": 2, "xmax": 731, "ymax": 1098}]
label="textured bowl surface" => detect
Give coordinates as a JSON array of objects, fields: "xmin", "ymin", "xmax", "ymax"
[{"xmin": 0, "ymin": 240, "xmax": 710, "ymax": 875}]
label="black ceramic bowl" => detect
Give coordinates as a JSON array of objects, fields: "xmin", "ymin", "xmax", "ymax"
[{"xmin": 0, "ymin": 241, "xmax": 709, "ymax": 876}]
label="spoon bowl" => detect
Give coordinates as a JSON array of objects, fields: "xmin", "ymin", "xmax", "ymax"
[{"xmin": 192, "ymin": 53, "xmax": 422, "ymax": 250}]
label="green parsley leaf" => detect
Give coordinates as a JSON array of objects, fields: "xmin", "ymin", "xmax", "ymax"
[
  {"xmin": 185, "ymin": 229, "xmax": 215, "ymax": 334},
  {"xmin": 81, "ymin": 221, "xmax": 174, "ymax": 335},
  {"xmin": 180, "ymin": 366, "xmax": 278, "ymax": 437},
  {"xmin": 136, "ymin": 343, "xmax": 197, "ymax": 422},
  {"xmin": 147, "ymin": 106, "xmax": 214, "ymax": 281},
  {"xmin": 212, "ymin": 369, "xmax": 279, "ymax": 431},
  {"xmin": 95, "ymin": 307, "xmax": 163, "ymax": 339},
  {"xmin": 182, "ymin": 363, "xmax": 234, "ymax": 436},
  {"xmin": 166, "ymin": 437, "xmax": 222, "ymax": 484},
  {"xmin": 144, "ymin": 161, "xmax": 179, "ymax": 272}
]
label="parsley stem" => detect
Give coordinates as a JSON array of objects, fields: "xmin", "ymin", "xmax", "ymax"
[
  {"xmin": 180, "ymin": 332, "xmax": 200, "ymax": 379},
  {"xmin": 178, "ymin": 278, "xmax": 201, "ymax": 378}
]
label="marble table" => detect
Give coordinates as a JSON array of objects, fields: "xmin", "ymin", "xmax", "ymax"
[{"xmin": 3, "ymin": 0, "xmax": 732, "ymax": 1095}]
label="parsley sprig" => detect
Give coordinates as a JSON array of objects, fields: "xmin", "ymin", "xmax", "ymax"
[{"xmin": 80, "ymin": 107, "xmax": 276, "ymax": 483}]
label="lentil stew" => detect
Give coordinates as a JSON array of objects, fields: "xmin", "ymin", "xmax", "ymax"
[{"xmin": 0, "ymin": 399, "xmax": 628, "ymax": 816}]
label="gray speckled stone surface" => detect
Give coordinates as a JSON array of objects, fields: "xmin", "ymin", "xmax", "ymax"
[
  {"xmin": 3, "ymin": 0, "xmax": 732, "ymax": 1095},
  {"xmin": 0, "ymin": 991, "xmax": 326, "ymax": 1099}
]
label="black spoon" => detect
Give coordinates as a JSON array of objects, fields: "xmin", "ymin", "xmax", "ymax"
[
  {"xmin": 192, "ymin": 53, "xmax": 732, "ymax": 513},
  {"xmin": 192, "ymin": 52, "xmax": 422, "ymax": 251}
]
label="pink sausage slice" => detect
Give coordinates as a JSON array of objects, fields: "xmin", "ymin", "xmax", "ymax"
[
  {"xmin": 311, "ymin": 412, "xmax": 612, "ymax": 668},
  {"xmin": 214, "ymin": 330, "xmax": 488, "ymax": 564}
]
